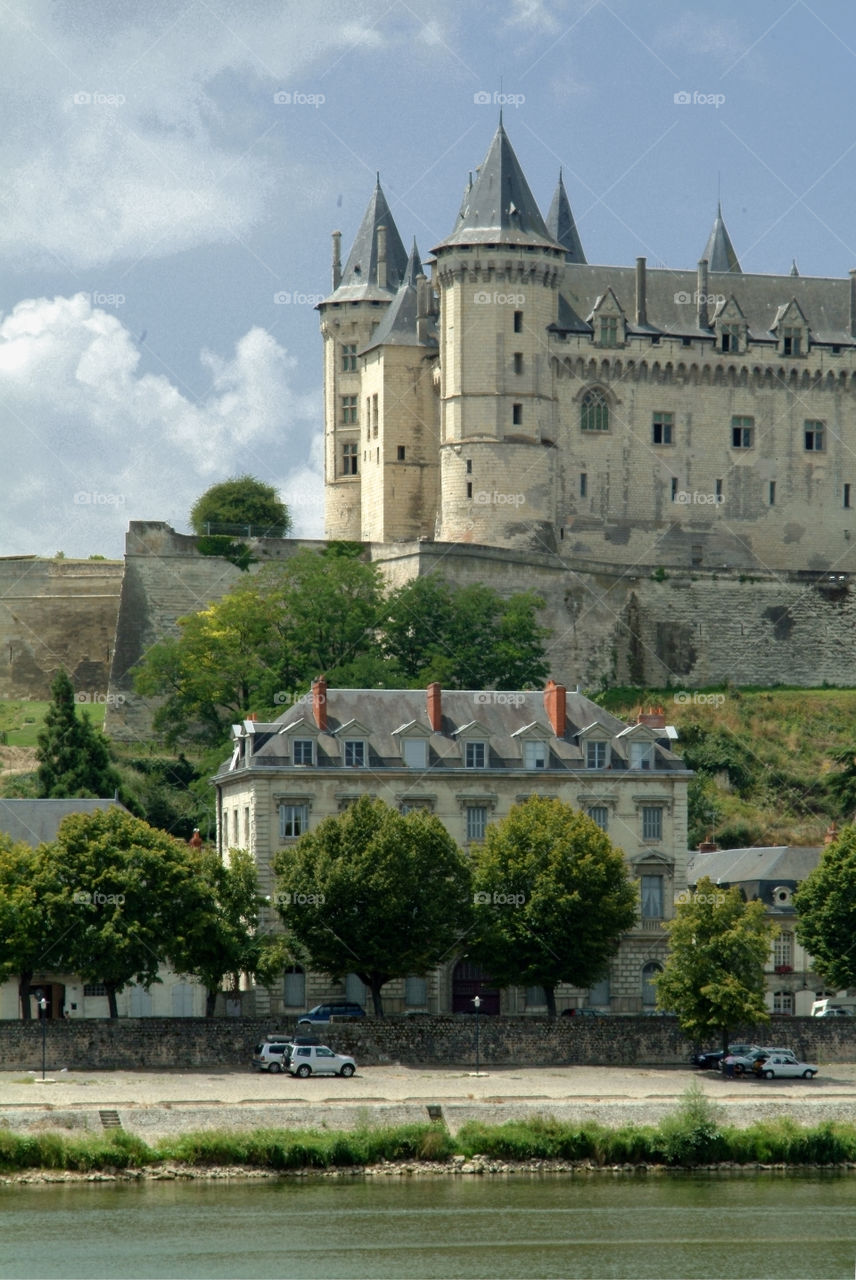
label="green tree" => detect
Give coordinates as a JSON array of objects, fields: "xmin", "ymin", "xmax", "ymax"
[
  {"xmin": 45, "ymin": 808, "xmax": 216, "ymax": 1018},
  {"xmin": 794, "ymin": 825, "xmax": 856, "ymax": 988},
  {"xmin": 824, "ymin": 746, "xmax": 856, "ymax": 822},
  {"xmin": 190, "ymin": 475, "xmax": 291, "ymax": 538},
  {"xmin": 36, "ymin": 670, "xmax": 121, "ymax": 798},
  {"xmin": 0, "ymin": 836, "xmax": 62, "ymax": 1020},
  {"xmin": 471, "ymin": 797, "xmax": 638, "ymax": 1017},
  {"xmin": 656, "ymin": 875, "xmax": 776, "ymax": 1051},
  {"xmin": 273, "ymin": 796, "xmax": 473, "ymax": 1015}
]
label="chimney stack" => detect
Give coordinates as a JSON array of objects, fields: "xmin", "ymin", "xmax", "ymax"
[
  {"xmin": 697, "ymin": 840, "xmax": 719, "ymax": 853},
  {"xmin": 635, "ymin": 257, "xmax": 647, "ymax": 327},
  {"xmin": 543, "ymin": 678, "xmax": 567, "ymax": 737},
  {"xmin": 312, "ymin": 677, "xmax": 328, "ymax": 732},
  {"xmin": 426, "ymin": 682, "xmax": 442, "ymax": 732},
  {"xmin": 377, "ymin": 225, "xmax": 388, "ymax": 289},
  {"xmin": 636, "ymin": 706, "xmax": 666, "ymax": 729},
  {"xmin": 697, "ymin": 259, "xmax": 709, "ymax": 329},
  {"xmin": 416, "ymin": 273, "xmax": 430, "ymax": 344},
  {"xmin": 332, "ymin": 231, "xmax": 342, "ymax": 291}
]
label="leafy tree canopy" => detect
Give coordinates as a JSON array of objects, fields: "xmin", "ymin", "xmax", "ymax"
[
  {"xmin": 0, "ymin": 836, "xmax": 62, "ymax": 1020},
  {"xmin": 470, "ymin": 797, "xmax": 638, "ymax": 1016},
  {"xmin": 655, "ymin": 875, "xmax": 776, "ymax": 1051},
  {"xmin": 794, "ymin": 825, "xmax": 856, "ymax": 989},
  {"xmin": 273, "ymin": 796, "xmax": 473, "ymax": 1014},
  {"xmin": 36, "ymin": 670, "xmax": 121, "ymax": 799},
  {"xmin": 190, "ymin": 475, "xmax": 291, "ymax": 539}
]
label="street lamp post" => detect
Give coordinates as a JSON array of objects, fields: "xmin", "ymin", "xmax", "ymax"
[
  {"xmin": 472, "ymin": 995, "xmax": 481, "ymax": 1075},
  {"xmin": 35, "ymin": 990, "xmax": 47, "ymax": 1081}
]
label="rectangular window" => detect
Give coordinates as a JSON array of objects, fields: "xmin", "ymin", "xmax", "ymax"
[
  {"xmin": 513, "ymin": 352, "xmax": 523, "ymax": 374},
  {"xmin": 774, "ymin": 990, "xmax": 794, "ymax": 1014},
  {"xmin": 769, "ymin": 480, "xmax": 776, "ymax": 506},
  {"xmin": 232, "ymin": 810, "xmax": 239, "ymax": 845},
  {"xmin": 629, "ymin": 741, "xmax": 654, "ymax": 770},
  {"xmin": 341, "ymin": 395, "xmax": 358, "ymax": 425},
  {"xmin": 466, "ymin": 481, "xmax": 472, "ymax": 499},
  {"xmin": 731, "ymin": 416, "xmax": 753, "ymax": 448},
  {"xmin": 641, "ymin": 875, "xmax": 664, "ymax": 919},
  {"xmin": 279, "ymin": 803, "xmax": 309, "ymax": 839},
  {"xmin": 466, "ymin": 459, "xmax": 472, "ymax": 474},
  {"xmin": 774, "ymin": 931, "xmax": 794, "ymax": 967},
  {"xmin": 599, "ymin": 316, "xmax": 618, "ymax": 346},
  {"xmin": 83, "ymin": 983, "xmax": 107, "ymax": 997},
  {"xmin": 512, "ymin": 403, "xmax": 522, "ymax": 426},
  {"xmin": 341, "ymin": 343, "xmax": 357, "ymax": 371},
  {"xmin": 580, "ymin": 473, "xmax": 587, "ymax": 498},
  {"xmin": 782, "ymin": 328, "xmax": 802, "ymax": 357},
  {"xmin": 523, "ymin": 740, "xmax": 547, "ymax": 769},
  {"xmin": 513, "ymin": 310, "xmax": 523, "ymax": 333},
  {"xmin": 715, "ymin": 478, "xmax": 723, "ymax": 503},
  {"xmin": 344, "ymin": 740, "xmax": 365, "ymax": 768},
  {"xmin": 670, "ymin": 477, "xmax": 678, "ymax": 502},
  {"xmin": 652, "ymin": 412, "xmax": 673, "ymax": 445},
  {"xmin": 721, "ymin": 324, "xmax": 741, "ymax": 353},
  {"xmin": 292, "ymin": 739, "xmax": 314, "ymax": 766},
  {"xmin": 846, "ymin": 484, "xmax": 852, "ymax": 510},
  {"xmin": 641, "ymin": 806, "xmax": 663, "ymax": 841},
  {"xmin": 402, "ymin": 738, "xmax": 427, "ymax": 768},
  {"xmin": 805, "ymin": 421, "xmax": 825, "ymax": 451},
  {"xmin": 342, "ymin": 442, "xmax": 358, "ymax": 475},
  {"xmin": 372, "ymin": 393, "xmax": 378, "ymax": 438},
  {"xmin": 585, "ymin": 740, "xmax": 607, "ymax": 769},
  {"xmin": 466, "ymin": 806, "xmax": 487, "ymax": 842},
  {"xmin": 397, "ymin": 445, "xmax": 406, "ymax": 461},
  {"xmin": 587, "ymin": 805, "xmax": 608, "ymax": 831},
  {"xmin": 244, "ymin": 806, "xmax": 250, "ymax": 845},
  {"xmin": 465, "ymin": 741, "xmax": 486, "ymax": 769}
]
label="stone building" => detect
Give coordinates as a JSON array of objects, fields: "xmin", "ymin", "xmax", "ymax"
[
  {"xmin": 213, "ymin": 678, "xmax": 690, "ymax": 1018},
  {"xmin": 320, "ymin": 118, "xmax": 856, "ymax": 575}
]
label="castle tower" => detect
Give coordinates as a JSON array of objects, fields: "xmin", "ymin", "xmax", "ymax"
[
  {"xmin": 430, "ymin": 119, "xmax": 564, "ymax": 551},
  {"xmin": 318, "ymin": 179, "xmax": 408, "ymax": 540},
  {"xmin": 546, "ymin": 169, "xmax": 586, "ymax": 264},
  {"xmin": 702, "ymin": 201, "xmax": 741, "ymax": 273}
]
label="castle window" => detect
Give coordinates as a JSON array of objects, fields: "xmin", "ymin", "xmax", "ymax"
[
  {"xmin": 599, "ymin": 316, "xmax": 619, "ymax": 346},
  {"xmin": 652, "ymin": 412, "xmax": 673, "ymax": 445},
  {"xmin": 513, "ymin": 352, "xmax": 523, "ymax": 374},
  {"xmin": 465, "ymin": 741, "xmax": 487, "ymax": 769},
  {"xmin": 769, "ymin": 481, "xmax": 776, "ymax": 506},
  {"xmin": 585, "ymin": 740, "xmax": 607, "ymax": 769},
  {"xmin": 720, "ymin": 324, "xmax": 742, "ymax": 353},
  {"xmin": 341, "ymin": 395, "xmax": 358, "ymax": 424},
  {"xmin": 466, "ymin": 459, "xmax": 472, "ymax": 474},
  {"xmin": 805, "ymin": 421, "xmax": 825, "ymax": 452},
  {"xmin": 372, "ymin": 394, "xmax": 378, "ymax": 438},
  {"xmin": 512, "ymin": 403, "xmax": 523, "ymax": 426},
  {"xmin": 466, "ymin": 481, "xmax": 472, "ymax": 498},
  {"xmin": 341, "ymin": 344, "xmax": 357, "ymax": 372},
  {"xmin": 580, "ymin": 473, "xmax": 587, "ymax": 498},
  {"xmin": 845, "ymin": 484, "xmax": 852, "ymax": 509},
  {"xmin": 781, "ymin": 327, "xmax": 803, "ymax": 357},
  {"xmin": 397, "ymin": 445, "xmax": 406, "ymax": 461},
  {"xmin": 731, "ymin": 416, "xmax": 753, "ymax": 448},
  {"xmin": 641, "ymin": 805, "xmax": 663, "ymax": 841},
  {"xmin": 342, "ymin": 442, "xmax": 358, "ymax": 475},
  {"xmin": 513, "ymin": 310, "xmax": 523, "ymax": 333},
  {"xmin": 716, "ymin": 478, "xmax": 723, "ymax": 503},
  {"xmin": 581, "ymin": 388, "xmax": 609, "ymax": 432},
  {"xmin": 670, "ymin": 477, "xmax": 678, "ymax": 502},
  {"xmin": 587, "ymin": 805, "xmax": 608, "ymax": 831}
]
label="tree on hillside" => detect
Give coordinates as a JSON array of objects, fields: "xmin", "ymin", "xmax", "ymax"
[
  {"xmin": 470, "ymin": 797, "xmax": 638, "ymax": 1016},
  {"xmin": 190, "ymin": 475, "xmax": 291, "ymax": 538},
  {"xmin": 0, "ymin": 836, "xmax": 63, "ymax": 1020},
  {"xmin": 36, "ymin": 670, "xmax": 121, "ymax": 798},
  {"xmin": 273, "ymin": 796, "xmax": 473, "ymax": 1015},
  {"xmin": 656, "ymin": 876, "xmax": 776, "ymax": 1051},
  {"xmin": 794, "ymin": 825, "xmax": 856, "ymax": 988}
]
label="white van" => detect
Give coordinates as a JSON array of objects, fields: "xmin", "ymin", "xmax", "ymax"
[{"xmin": 811, "ymin": 998, "xmax": 854, "ymax": 1017}]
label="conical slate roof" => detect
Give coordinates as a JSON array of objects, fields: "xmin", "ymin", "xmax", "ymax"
[
  {"xmin": 324, "ymin": 178, "xmax": 409, "ymax": 303},
  {"xmin": 359, "ymin": 240, "xmax": 436, "ymax": 352},
  {"xmin": 702, "ymin": 202, "xmax": 741, "ymax": 273},
  {"xmin": 433, "ymin": 120, "xmax": 561, "ymax": 252},
  {"xmin": 546, "ymin": 170, "xmax": 586, "ymax": 263}
]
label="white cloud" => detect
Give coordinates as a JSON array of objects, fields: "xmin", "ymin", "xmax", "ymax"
[{"xmin": 0, "ymin": 293, "xmax": 323, "ymax": 557}]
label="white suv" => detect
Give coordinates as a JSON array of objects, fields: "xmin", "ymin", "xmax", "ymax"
[{"xmin": 286, "ymin": 1044, "xmax": 356, "ymax": 1077}]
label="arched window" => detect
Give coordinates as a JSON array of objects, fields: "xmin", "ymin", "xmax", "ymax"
[
  {"xmin": 581, "ymin": 388, "xmax": 609, "ymax": 432},
  {"xmin": 641, "ymin": 961, "xmax": 662, "ymax": 1007},
  {"xmin": 773, "ymin": 990, "xmax": 794, "ymax": 1015}
]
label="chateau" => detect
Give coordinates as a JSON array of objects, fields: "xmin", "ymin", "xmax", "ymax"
[{"xmin": 320, "ymin": 119, "xmax": 856, "ymax": 575}]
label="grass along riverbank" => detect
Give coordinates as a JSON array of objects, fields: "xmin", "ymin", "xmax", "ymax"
[{"xmin": 6, "ymin": 1086, "xmax": 856, "ymax": 1174}]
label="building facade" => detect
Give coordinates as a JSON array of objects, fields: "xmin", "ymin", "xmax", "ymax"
[
  {"xmin": 214, "ymin": 679, "xmax": 690, "ymax": 1019},
  {"xmin": 320, "ymin": 120, "xmax": 856, "ymax": 575}
]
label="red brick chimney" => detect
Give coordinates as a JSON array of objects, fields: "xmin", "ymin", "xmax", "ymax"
[
  {"xmin": 246, "ymin": 713, "xmax": 257, "ymax": 722},
  {"xmin": 543, "ymin": 679, "xmax": 566, "ymax": 737},
  {"xmin": 697, "ymin": 840, "xmax": 718, "ymax": 853},
  {"xmin": 426, "ymin": 682, "xmax": 442, "ymax": 732},
  {"xmin": 312, "ymin": 677, "xmax": 328, "ymax": 731},
  {"xmin": 637, "ymin": 706, "xmax": 666, "ymax": 729}
]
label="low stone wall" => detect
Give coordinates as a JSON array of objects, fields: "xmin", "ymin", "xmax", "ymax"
[{"xmin": 1, "ymin": 1016, "xmax": 854, "ymax": 1072}]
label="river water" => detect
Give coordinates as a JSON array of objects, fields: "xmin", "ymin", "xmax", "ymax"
[{"xmin": 1, "ymin": 1172, "xmax": 854, "ymax": 1280}]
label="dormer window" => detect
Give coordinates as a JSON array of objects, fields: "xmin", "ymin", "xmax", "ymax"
[
  {"xmin": 586, "ymin": 740, "xmax": 608, "ymax": 769},
  {"xmin": 465, "ymin": 741, "xmax": 487, "ymax": 769},
  {"xmin": 781, "ymin": 327, "xmax": 802, "ymax": 357},
  {"xmin": 773, "ymin": 300, "xmax": 809, "ymax": 358},
  {"xmin": 523, "ymin": 741, "xmax": 547, "ymax": 770},
  {"xmin": 344, "ymin": 740, "xmax": 366, "ymax": 768},
  {"xmin": 402, "ymin": 738, "xmax": 428, "ymax": 769},
  {"xmin": 720, "ymin": 323, "xmax": 742, "ymax": 353},
  {"xmin": 292, "ymin": 739, "xmax": 314, "ymax": 766},
  {"xmin": 599, "ymin": 316, "xmax": 618, "ymax": 346},
  {"xmin": 629, "ymin": 741, "xmax": 654, "ymax": 770}
]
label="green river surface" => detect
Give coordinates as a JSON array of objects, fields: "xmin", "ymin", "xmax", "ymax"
[{"xmin": 1, "ymin": 1172, "xmax": 855, "ymax": 1280}]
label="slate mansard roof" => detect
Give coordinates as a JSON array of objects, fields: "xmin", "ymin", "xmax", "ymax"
[
  {"xmin": 217, "ymin": 686, "xmax": 690, "ymax": 777},
  {"xmin": 687, "ymin": 844, "xmax": 822, "ymax": 912},
  {"xmin": 0, "ymin": 798, "xmax": 126, "ymax": 848}
]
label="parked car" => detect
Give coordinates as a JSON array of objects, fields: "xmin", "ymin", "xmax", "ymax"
[
  {"xmin": 286, "ymin": 1044, "xmax": 357, "ymax": 1077},
  {"xmin": 296, "ymin": 1002, "xmax": 366, "ymax": 1025},
  {"xmin": 691, "ymin": 1043, "xmax": 756, "ymax": 1070},
  {"xmin": 252, "ymin": 1034, "xmax": 320, "ymax": 1073},
  {"xmin": 756, "ymin": 1052, "xmax": 818, "ymax": 1080},
  {"xmin": 814, "ymin": 1007, "xmax": 852, "ymax": 1017}
]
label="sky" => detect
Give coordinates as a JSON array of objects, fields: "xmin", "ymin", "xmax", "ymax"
[{"xmin": 4, "ymin": 0, "xmax": 856, "ymax": 559}]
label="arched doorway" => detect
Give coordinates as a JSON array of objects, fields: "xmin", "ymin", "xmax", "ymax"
[
  {"xmin": 641, "ymin": 962, "xmax": 662, "ymax": 1008},
  {"xmin": 452, "ymin": 961, "xmax": 500, "ymax": 1015}
]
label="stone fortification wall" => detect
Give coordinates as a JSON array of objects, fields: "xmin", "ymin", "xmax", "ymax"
[
  {"xmin": 0, "ymin": 557, "xmax": 123, "ymax": 700},
  {"xmin": 0, "ymin": 1016, "xmax": 852, "ymax": 1071}
]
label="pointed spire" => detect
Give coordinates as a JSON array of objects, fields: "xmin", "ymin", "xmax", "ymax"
[
  {"xmin": 790, "ymin": 259, "xmax": 800, "ymax": 277},
  {"xmin": 405, "ymin": 237, "xmax": 421, "ymax": 287},
  {"xmin": 702, "ymin": 201, "xmax": 741, "ymax": 273},
  {"xmin": 546, "ymin": 170, "xmax": 586, "ymax": 264},
  {"xmin": 359, "ymin": 237, "xmax": 435, "ymax": 353},
  {"xmin": 326, "ymin": 180, "xmax": 409, "ymax": 302},
  {"xmin": 433, "ymin": 121, "xmax": 560, "ymax": 252}
]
